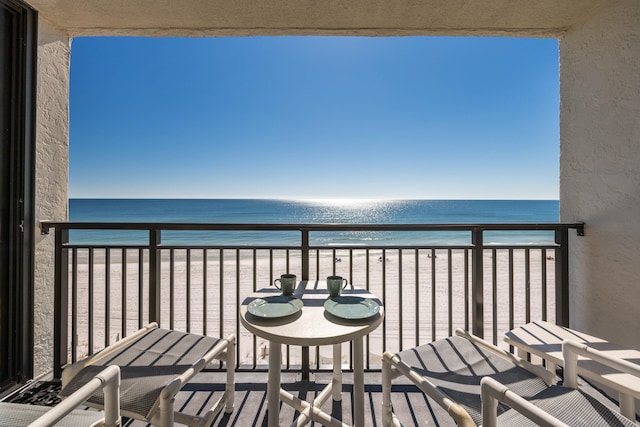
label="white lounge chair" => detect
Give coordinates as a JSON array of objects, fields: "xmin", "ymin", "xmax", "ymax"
[
  {"xmin": 59, "ymin": 323, "xmax": 235, "ymax": 427},
  {"xmin": 0, "ymin": 365, "xmax": 120, "ymax": 427},
  {"xmin": 481, "ymin": 339, "xmax": 639, "ymax": 426},
  {"xmin": 381, "ymin": 329, "xmax": 557, "ymax": 427},
  {"xmin": 504, "ymin": 320, "xmax": 640, "ymax": 419}
]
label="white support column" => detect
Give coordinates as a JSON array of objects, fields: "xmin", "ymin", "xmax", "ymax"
[{"xmin": 34, "ymin": 20, "xmax": 71, "ymax": 377}]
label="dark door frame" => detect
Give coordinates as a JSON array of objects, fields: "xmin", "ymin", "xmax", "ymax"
[{"xmin": 1, "ymin": 0, "xmax": 37, "ymax": 389}]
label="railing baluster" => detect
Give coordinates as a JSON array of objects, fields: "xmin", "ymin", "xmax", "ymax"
[
  {"xmin": 314, "ymin": 250, "xmax": 320, "ymax": 371},
  {"xmin": 286, "ymin": 248, "xmax": 290, "ymax": 273},
  {"xmin": 105, "ymin": 248, "xmax": 110, "ymax": 347},
  {"xmin": 508, "ymin": 249, "xmax": 514, "ymax": 352},
  {"xmin": 252, "ymin": 250, "xmax": 258, "ymax": 292},
  {"xmin": 471, "ymin": 228, "xmax": 484, "ymax": 338},
  {"xmin": 169, "ymin": 249, "xmax": 175, "ymax": 330},
  {"xmin": 525, "ymin": 248, "xmax": 531, "ymax": 324},
  {"xmin": 414, "ymin": 249, "xmax": 419, "ymax": 348},
  {"xmin": 332, "ymin": 248, "xmax": 336, "ymax": 276},
  {"xmin": 349, "ymin": 249, "xmax": 353, "ymax": 284},
  {"xmin": 301, "ymin": 229, "xmax": 309, "ymax": 280},
  {"xmin": 449, "ymin": 248, "xmax": 453, "ymax": 337},
  {"xmin": 88, "ymin": 248, "xmax": 94, "ymax": 355},
  {"xmin": 365, "ymin": 249, "xmax": 370, "ymax": 291},
  {"xmin": 431, "ymin": 248, "xmax": 436, "ymax": 341},
  {"xmin": 203, "ymin": 249, "xmax": 208, "ymax": 336},
  {"xmin": 219, "ymin": 249, "xmax": 224, "ymax": 339},
  {"xmin": 491, "ymin": 248, "xmax": 497, "ymax": 345},
  {"xmin": 542, "ymin": 248, "xmax": 548, "ymax": 321},
  {"xmin": 148, "ymin": 229, "xmax": 161, "ymax": 325},
  {"xmin": 464, "ymin": 248, "xmax": 469, "ymax": 332},
  {"xmin": 138, "ymin": 248, "xmax": 143, "ymax": 329},
  {"xmin": 236, "ymin": 249, "xmax": 241, "ymax": 367},
  {"xmin": 267, "ymin": 249, "xmax": 273, "ymax": 281},
  {"xmin": 398, "ymin": 249, "xmax": 403, "ymax": 351},
  {"xmin": 121, "ymin": 249, "xmax": 127, "ymax": 339},
  {"xmin": 187, "ymin": 249, "xmax": 192, "ymax": 332}
]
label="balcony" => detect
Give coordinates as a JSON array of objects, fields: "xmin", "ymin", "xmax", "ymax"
[{"xmin": 39, "ymin": 221, "xmax": 583, "ymax": 378}]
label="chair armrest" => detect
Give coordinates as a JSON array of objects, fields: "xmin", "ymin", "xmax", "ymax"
[
  {"xmin": 62, "ymin": 323, "xmax": 158, "ymax": 385},
  {"xmin": 480, "ymin": 377, "xmax": 569, "ymax": 427},
  {"xmin": 562, "ymin": 339, "xmax": 640, "ymax": 389},
  {"xmin": 165, "ymin": 334, "xmax": 236, "ymax": 396},
  {"xmin": 30, "ymin": 365, "xmax": 121, "ymax": 427},
  {"xmin": 382, "ymin": 351, "xmax": 476, "ymax": 427},
  {"xmin": 455, "ymin": 329, "xmax": 557, "ymax": 386}
]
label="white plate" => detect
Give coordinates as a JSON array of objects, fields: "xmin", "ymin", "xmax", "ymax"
[
  {"xmin": 247, "ymin": 295, "xmax": 303, "ymax": 318},
  {"xmin": 324, "ymin": 296, "xmax": 380, "ymax": 320}
]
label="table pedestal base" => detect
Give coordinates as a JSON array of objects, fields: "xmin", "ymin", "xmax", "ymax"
[
  {"xmin": 267, "ymin": 340, "xmax": 364, "ymax": 427},
  {"xmin": 279, "ymin": 384, "xmax": 348, "ymax": 427}
]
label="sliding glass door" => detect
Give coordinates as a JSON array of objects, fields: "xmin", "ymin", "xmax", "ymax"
[{"xmin": 0, "ymin": 0, "xmax": 37, "ymax": 389}]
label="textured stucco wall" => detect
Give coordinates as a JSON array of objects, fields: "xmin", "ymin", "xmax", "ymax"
[
  {"xmin": 560, "ymin": 0, "xmax": 640, "ymax": 348},
  {"xmin": 33, "ymin": 20, "xmax": 70, "ymax": 376}
]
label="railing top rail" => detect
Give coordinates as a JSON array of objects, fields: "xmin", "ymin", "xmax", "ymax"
[
  {"xmin": 61, "ymin": 244, "xmax": 562, "ymax": 251},
  {"xmin": 40, "ymin": 221, "xmax": 585, "ymax": 234}
]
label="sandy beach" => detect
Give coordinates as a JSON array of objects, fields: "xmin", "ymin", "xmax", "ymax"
[{"xmin": 66, "ymin": 247, "xmax": 556, "ymax": 367}]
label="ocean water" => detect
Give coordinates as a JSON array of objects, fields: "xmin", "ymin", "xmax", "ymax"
[{"xmin": 68, "ymin": 199, "xmax": 559, "ymax": 246}]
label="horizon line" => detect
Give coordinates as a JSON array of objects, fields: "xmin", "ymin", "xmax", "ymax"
[{"xmin": 69, "ymin": 196, "xmax": 560, "ymax": 202}]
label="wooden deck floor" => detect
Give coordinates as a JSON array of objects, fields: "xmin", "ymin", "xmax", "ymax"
[
  {"xmin": 123, "ymin": 370, "xmax": 457, "ymax": 426},
  {"xmin": 3, "ymin": 368, "xmax": 623, "ymax": 426}
]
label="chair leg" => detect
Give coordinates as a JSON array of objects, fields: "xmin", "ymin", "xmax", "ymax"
[
  {"xmin": 158, "ymin": 394, "xmax": 176, "ymax": 427},
  {"xmin": 155, "ymin": 376, "xmax": 183, "ymax": 427}
]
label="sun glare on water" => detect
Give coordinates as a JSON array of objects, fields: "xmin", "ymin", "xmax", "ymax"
[{"xmin": 298, "ymin": 198, "xmax": 391, "ymax": 208}]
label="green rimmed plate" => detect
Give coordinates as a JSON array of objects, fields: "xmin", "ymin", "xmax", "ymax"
[
  {"xmin": 324, "ymin": 296, "xmax": 380, "ymax": 320},
  {"xmin": 247, "ymin": 295, "xmax": 303, "ymax": 318}
]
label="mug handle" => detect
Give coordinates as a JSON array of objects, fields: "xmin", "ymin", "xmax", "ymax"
[
  {"xmin": 273, "ymin": 278, "xmax": 282, "ymax": 290},
  {"xmin": 341, "ymin": 278, "xmax": 348, "ymax": 289}
]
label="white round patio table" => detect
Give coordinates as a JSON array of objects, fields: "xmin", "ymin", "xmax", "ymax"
[{"xmin": 240, "ymin": 280, "xmax": 384, "ymax": 427}]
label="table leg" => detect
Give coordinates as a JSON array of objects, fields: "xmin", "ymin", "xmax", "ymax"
[
  {"xmin": 353, "ymin": 337, "xmax": 364, "ymax": 427},
  {"xmin": 267, "ymin": 341, "xmax": 281, "ymax": 427},
  {"xmin": 333, "ymin": 343, "xmax": 342, "ymax": 401}
]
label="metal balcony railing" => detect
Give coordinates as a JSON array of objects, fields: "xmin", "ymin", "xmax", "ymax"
[{"xmin": 41, "ymin": 222, "xmax": 584, "ymax": 379}]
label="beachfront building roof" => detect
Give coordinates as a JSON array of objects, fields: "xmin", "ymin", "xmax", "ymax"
[{"xmin": 4, "ymin": 0, "xmax": 639, "ymax": 382}]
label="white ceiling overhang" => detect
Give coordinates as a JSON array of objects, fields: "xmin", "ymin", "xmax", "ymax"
[{"xmin": 27, "ymin": 0, "xmax": 613, "ymax": 38}]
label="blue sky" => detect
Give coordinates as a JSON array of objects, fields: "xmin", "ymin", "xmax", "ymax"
[{"xmin": 69, "ymin": 36, "xmax": 559, "ymax": 200}]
